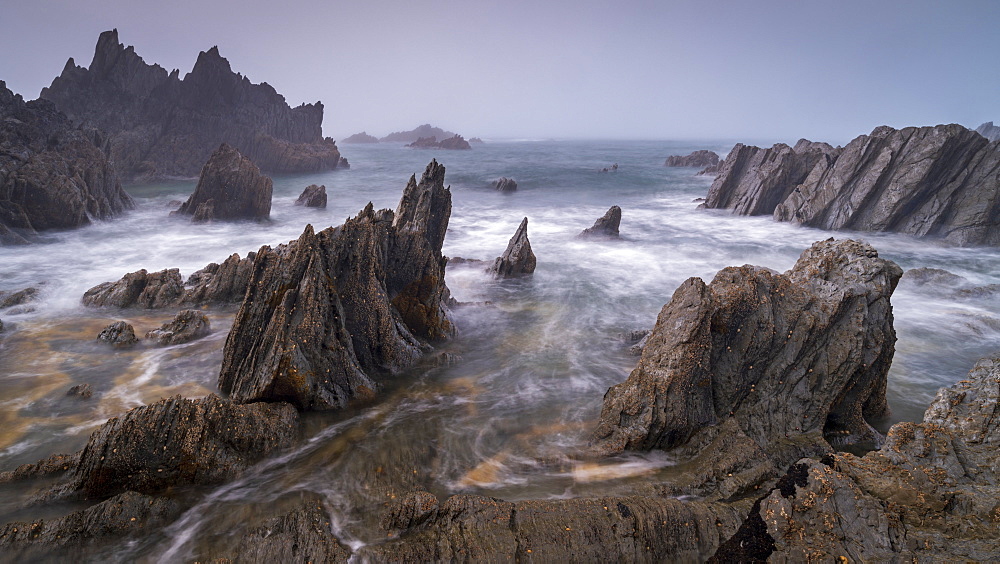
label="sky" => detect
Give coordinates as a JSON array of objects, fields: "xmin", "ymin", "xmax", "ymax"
[{"xmin": 1, "ymin": 0, "xmax": 998, "ymax": 143}]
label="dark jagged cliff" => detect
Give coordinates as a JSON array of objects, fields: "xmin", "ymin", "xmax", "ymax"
[
  {"xmin": 39, "ymin": 29, "xmax": 342, "ymax": 182},
  {"xmin": 705, "ymin": 124, "xmax": 1000, "ymax": 246},
  {"xmin": 0, "ymin": 81, "xmax": 133, "ymax": 244}
]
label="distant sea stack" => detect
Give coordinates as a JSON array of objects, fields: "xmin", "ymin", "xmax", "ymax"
[
  {"xmin": 406, "ymin": 135, "xmax": 472, "ymax": 150},
  {"xmin": 39, "ymin": 29, "xmax": 343, "ymax": 182},
  {"xmin": 0, "ymin": 80, "xmax": 134, "ymax": 244},
  {"xmin": 704, "ymin": 124, "xmax": 1000, "ymax": 246},
  {"xmin": 172, "ymin": 144, "xmax": 273, "ymax": 222},
  {"xmin": 976, "ymin": 121, "xmax": 1000, "ymax": 142},
  {"xmin": 664, "ymin": 150, "xmax": 720, "ymax": 168},
  {"xmin": 380, "ymin": 124, "xmax": 458, "ymax": 144}
]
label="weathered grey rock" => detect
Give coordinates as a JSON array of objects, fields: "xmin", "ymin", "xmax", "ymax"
[
  {"xmin": 96, "ymin": 321, "xmax": 138, "ymax": 347},
  {"xmin": 976, "ymin": 121, "xmax": 1000, "ymax": 142},
  {"xmin": 665, "ymin": 149, "xmax": 720, "ymax": 167},
  {"xmin": 144, "ymin": 310, "xmax": 210, "ymax": 346},
  {"xmin": 579, "ymin": 205, "xmax": 622, "ymax": 238},
  {"xmin": 40, "ymin": 30, "xmax": 343, "ymax": 182},
  {"xmin": 593, "ymin": 239, "xmax": 902, "ymax": 475},
  {"xmin": 66, "ymin": 384, "xmax": 93, "ymax": 399},
  {"xmin": 82, "ymin": 268, "xmax": 183, "ymax": 308},
  {"xmin": 295, "ymin": 184, "xmax": 327, "ymax": 208},
  {"xmin": 0, "ymin": 81, "xmax": 134, "ymax": 243},
  {"xmin": 489, "ymin": 217, "xmax": 536, "ymax": 277},
  {"xmin": 218, "ymin": 160, "xmax": 453, "ymax": 410},
  {"xmin": 704, "ymin": 139, "xmax": 840, "ymax": 215},
  {"xmin": 729, "ymin": 356, "xmax": 1000, "ymax": 562},
  {"xmin": 172, "ymin": 143, "xmax": 272, "ymax": 221},
  {"xmin": 0, "ymin": 287, "xmax": 38, "ymax": 309},
  {"xmin": 342, "ymin": 131, "xmax": 379, "ymax": 144},
  {"xmin": 492, "ymin": 177, "xmax": 517, "ymax": 192},
  {"xmin": 179, "ymin": 252, "xmax": 256, "ymax": 305}
]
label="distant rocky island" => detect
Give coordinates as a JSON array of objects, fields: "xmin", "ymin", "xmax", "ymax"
[
  {"xmin": 341, "ymin": 131, "xmax": 379, "ymax": 144},
  {"xmin": 976, "ymin": 121, "xmax": 1000, "ymax": 142},
  {"xmin": 703, "ymin": 123, "xmax": 1000, "ymax": 246},
  {"xmin": 342, "ymin": 124, "xmax": 479, "ymax": 148},
  {"xmin": 39, "ymin": 29, "xmax": 344, "ymax": 182}
]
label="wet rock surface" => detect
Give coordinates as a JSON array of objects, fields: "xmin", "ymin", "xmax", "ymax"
[
  {"xmin": 489, "ymin": 217, "xmax": 536, "ymax": 277},
  {"xmin": 39, "ymin": 30, "xmax": 342, "ymax": 182},
  {"xmin": 665, "ymin": 149, "xmax": 720, "ymax": 167},
  {"xmin": 295, "ymin": 184, "xmax": 327, "ymax": 208},
  {"xmin": 492, "ymin": 176, "xmax": 517, "ymax": 192},
  {"xmin": 579, "ymin": 205, "xmax": 622, "ymax": 238},
  {"xmin": 707, "ymin": 124, "xmax": 1000, "ymax": 246},
  {"xmin": 218, "ymin": 160, "xmax": 453, "ymax": 410},
  {"xmin": 96, "ymin": 321, "xmax": 138, "ymax": 347},
  {"xmin": 172, "ymin": 143, "xmax": 272, "ymax": 221},
  {"xmin": 144, "ymin": 310, "xmax": 210, "ymax": 346},
  {"xmin": 0, "ymin": 81, "xmax": 133, "ymax": 243},
  {"xmin": 0, "ymin": 287, "xmax": 39, "ymax": 309}
]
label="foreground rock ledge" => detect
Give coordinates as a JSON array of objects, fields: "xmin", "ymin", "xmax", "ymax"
[{"xmin": 218, "ymin": 159, "xmax": 454, "ymax": 410}]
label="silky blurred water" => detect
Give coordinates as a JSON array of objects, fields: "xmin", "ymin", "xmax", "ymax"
[{"xmin": 1, "ymin": 139, "xmax": 999, "ymax": 559}]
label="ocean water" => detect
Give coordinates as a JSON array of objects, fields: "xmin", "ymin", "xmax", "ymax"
[{"xmin": 1, "ymin": 139, "xmax": 999, "ymax": 558}]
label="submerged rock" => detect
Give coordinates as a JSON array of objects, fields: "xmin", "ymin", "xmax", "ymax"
[
  {"xmin": 489, "ymin": 217, "xmax": 536, "ymax": 277},
  {"xmin": 493, "ymin": 177, "xmax": 517, "ymax": 192},
  {"xmin": 294, "ymin": 184, "xmax": 327, "ymax": 208},
  {"xmin": 144, "ymin": 310, "xmax": 211, "ymax": 346},
  {"xmin": 39, "ymin": 30, "xmax": 342, "ymax": 181},
  {"xmin": 66, "ymin": 383, "xmax": 93, "ymax": 399},
  {"xmin": 593, "ymin": 239, "xmax": 902, "ymax": 473},
  {"xmin": 172, "ymin": 143, "xmax": 272, "ymax": 221},
  {"xmin": 0, "ymin": 81, "xmax": 134, "ymax": 243},
  {"xmin": 218, "ymin": 160, "xmax": 453, "ymax": 410},
  {"xmin": 665, "ymin": 150, "xmax": 720, "ymax": 168},
  {"xmin": 0, "ymin": 287, "xmax": 39, "ymax": 309},
  {"xmin": 96, "ymin": 321, "xmax": 138, "ymax": 347},
  {"xmin": 579, "ymin": 205, "xmax": 622, "ymax": 238}
]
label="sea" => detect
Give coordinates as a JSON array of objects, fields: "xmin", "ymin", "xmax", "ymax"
[{"xmin": 1, "ymin": 139, "xmax": 999, "ymax": 559}]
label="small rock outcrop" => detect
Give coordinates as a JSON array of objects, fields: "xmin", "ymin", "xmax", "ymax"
[
  {"xmin": 593, "ymin": 239, "xmax": 902, "ymax": 473},
  {"xmin": 218, "ymin": 160, "xmax": 454, "ymax": 410},
  {"xmin": 579, "ymin": 205, "xmax": 622, "ymax": 238},
  {"xmin": 706, "ymin": 124, "xmax": 1000, "ymax": 246},
  {"xmin": 976, "ymin": 121, "xmax": 1000, "ymax": 142},
  {"xmin": 96, "ymin": 321, "xmax": 139, "ymax": 347},
  {"xmin": 665, "ymin": 150, "xmax": 720, "ymax": 168},
  {"xmin": 489, "ymin": 217, "xmax": 536, "ymax": 277},
  {"xmin": 0, "ymin": 81, "xmax": 134, "ymax": 243},
  {"xmin": 493, "ymin": 177, "xmax": 517, "ymax": 192},
  {"xmin": 294, "ymin": 184, "xmax": 327, "ymax": 208},
  {"xmin": 144, "ymin": 310, "xmax": 211, "ymax": 346},
  {"xmin": 172, "ymin": 144, "xmax": 272, "ymax": 221},
  {"xmin": 381, "ymin": 124, "xmax": 458, "ymax": 144},
  {"xmin": 342, "ymin": 131, "xmax": 379, "ymax": 143},
  {"xmin": 66, "ymin": 384, "xmax": 93, "ymax": 399},
  {"xmin": 39, "ymin": 30, "xmax": 343, "ymax": 182},
  {"xmin": 0, "ymin": 287, "xmax": 39, "ymax": 309}
]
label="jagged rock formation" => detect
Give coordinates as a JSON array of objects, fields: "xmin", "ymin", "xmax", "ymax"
[
  {"xmin": 0, "ymin": 81, "xmax": 133, "ymax": 243},
  {"xmin": 39, "ymin": 30, "xmax": 343, "ymax": 182},
  {"xmin": 593, "ymin": 239, "xmax": 902, "ymax": 471},
  {"xmin": 489, "ymin": 217, "xmax": 536, "ymax": 277},
  {"xmin": 172, "ymin": 143, "xmax": 272, "ymax": 221},
  {"xmin": 405, "ymin": 135, "xmax": 472, "ymax": 150},
  {"xmin": 381, "ymin": 124, "xmax": 457, "ymax": 144},
  {"xmin": 218, "ymin": 160, "xmax": 453, "ymax": 410},
  {"xmin": 492, "ymin": 177, "xmax": 517, "ymax": 192},
  {"xmin": 665, "ymin": 150, "xmax": 720, "ymax": 167},
  {"xmin": 706, "ymin": 125, "xmax": 1000, "ymax": 246},
  {"xmin": 294, "ymin": 184, "xmax": 327, "ymax": 208},
  {"xmin": 976, "ymin": 121, "xmax": 1000, "ymax": 142},
  {"xmin": 82, "ymin": 252, "xmax": 256, "ymax": 309},
  {"xmin": 722, "ymin": 356, "xmax": 1000, "ymax": 562},
  {"xmin": 579, "ymin": 205, "xmax": 622, "ymax": 238},
  {"xmin": 342, "ymin": 131, "xmax": 379, "ymax": 143},
  {"xmin": 144, "ymin": 310, "xmax": 210, "ymax": 346},
  {"xmin": 96, "ymin": 321, "xmax": 138, "ymax": 347}
]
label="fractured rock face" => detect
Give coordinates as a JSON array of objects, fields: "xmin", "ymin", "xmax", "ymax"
[
  {"xmin": 218, "ymin": 160, "xmax": 454, "ymax": 410},
  {"xmin": 294, "ymin": 184, "xmax": 327, "ymax": 208},
  {"xmin": 173, "ymin": 143, "xmax": 273, "ymax": 221},
  {"xmin": 82, "ymin": 268, "xmax": 183, "ymax": 309},
  {"xmin": 489, "ymin": 217, "xmax": 536, "ymax": 277},
  {"xmin": 493, "ymin": 177, "xmax": 517, "ymax": 192},
  {"xmin": 593, "ymin": 239, "xmax": 902, "ymax": 467},
  {"xmin": 579, "ymin": 205, "xmax": 622, "ymax": 238}
]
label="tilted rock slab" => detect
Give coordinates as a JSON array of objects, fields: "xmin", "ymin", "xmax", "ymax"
[
  {"xmin": 593, "ymin": 239, "xmax": 902, "ymax": 470},
  {"xmin": 490, "ymin": 217, "xmax": 536, "ymax": 277},
  {"xmin": 294, "ymin": 184, "xmax": 327, "ymax": 208},
  {"xmin": 579, "ymin": 205, "xmax": 622, "ymax": 238},
  {"xmin": 0, "ymin": 81, "xmax": 134, "ymax": 243},
  {"xmin": 172, "ymin": 143, "xmax": 272, "ymax": 221},
  {"xmin": 706, "ymin": 124, "xmax": 1000, "ymax": 246},
  {"xmin": 218, "ymin": 160, "xmax": 453, "ymax": 410}
]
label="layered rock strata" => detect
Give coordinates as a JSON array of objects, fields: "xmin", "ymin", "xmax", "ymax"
[
  {"xmin": 40, "ymin": 30, "xmax": 342, "ymax": 181},
  {"xmin": 493, "ymin": 177, "xmax": 517, "ymax": 192},
  {"xmin": 706, "ymin": 124, "xmax": 1000, "ymax": 246},
  {"xmin": 489, "ymin": 217, "xmax": 536, "ymax": 277},
  {"xmin": 579, "ymin": 205, "xmax": 622, "ymax": 238},
  {"xmin": 172, "ymin": 143, "xmax": 272, "ymax": 221},
  {"xmin": 0, "ymin": 81, "xmax": 134, "ymax": 243},
  {"xmin": 218, "ymin": 160, "xmax": 453, "ymax": 410},
  {"xmin": 665, "ymin": 149, "xmax": 720, "ymax": 167},
  {"xmin": 294, "ymin": 184, "xmax": 327, "ymax": 208}
]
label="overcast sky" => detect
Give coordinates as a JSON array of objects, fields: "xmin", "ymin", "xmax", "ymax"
[{"xmin": 2, "ymin": 0, "xmax": 998, "ymax": 143}]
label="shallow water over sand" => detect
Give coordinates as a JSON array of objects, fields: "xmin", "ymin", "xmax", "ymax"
[{"xmin": 2, "ymin": 140, "xmax": 999, "ymax": 558}]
